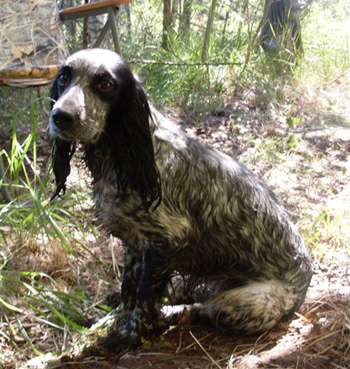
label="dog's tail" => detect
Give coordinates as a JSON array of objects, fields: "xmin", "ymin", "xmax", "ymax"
[{"xmin": 193, "ymin": 280, "xmax": 307, "ymax": 334}]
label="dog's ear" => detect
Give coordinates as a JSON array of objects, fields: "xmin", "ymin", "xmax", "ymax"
[
  {"xmin": 108, "ymin": 75, "xmax": 161, "ymax": 211},
  {"xmin": 51, "ymin": 139, "xmax": 76, "ymax": 201},
  {"xmin": 50, "ymin": 74, "xmax": 76, "ymax": 200}
]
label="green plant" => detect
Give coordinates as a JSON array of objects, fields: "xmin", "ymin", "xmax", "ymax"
[
  {"xmin": 305, "ymin": 208, "xmax": 350, "ymax": 256},
  {"xmin": 0, "ymin": 103, "xmax": 116, "ymax": 360},
  {"xmin": 286, "ymin": 115, "xmax": 301, "ymax": 128},
  {"xmin": 298, "ymin": 0, "xmax": 350, "ymax": 85}
]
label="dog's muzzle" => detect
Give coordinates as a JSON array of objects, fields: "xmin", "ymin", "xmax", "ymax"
[{"xmin": 51, "ymin": 108, "xmax": 74, "ymax": 131}]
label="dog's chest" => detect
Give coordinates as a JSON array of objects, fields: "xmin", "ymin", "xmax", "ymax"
[
  {"xmin": 92, "ymin": 179, "xmax": 142, "ymax": 243},
  {"xmin": 91, "ymin": 173, "xmax": 196, "ymax": 251}
]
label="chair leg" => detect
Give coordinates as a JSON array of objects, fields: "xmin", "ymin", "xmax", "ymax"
[
  {"xmin": 93, "ymin": 21, "xmax": 111, "ymax": 48},
  {"xmin": 107, "ymin": 6, "xmax": 122, "ymax": 55}
]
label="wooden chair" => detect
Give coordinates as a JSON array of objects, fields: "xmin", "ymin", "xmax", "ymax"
[
  {"xmin": 60, "ymin": 0, "xmax": 132, "ymax": 55},
  {"xmin": 0, "ymin": 0, "xmax": 132, "ymax": 87}
]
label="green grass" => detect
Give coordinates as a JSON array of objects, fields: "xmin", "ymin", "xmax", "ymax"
[
  {"xmin": 0, "ymin": 104, "xmax": 117, "ymax": 362},
  {"xmin": 2, "ymin": 105, "xmax": 76, "ymax": 251}
]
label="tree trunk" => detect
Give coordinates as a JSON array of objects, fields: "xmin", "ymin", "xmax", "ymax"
[
  {"xmin": 83, "ymin": 0, "xmax": 89, "ymax": 49},
  {"xmin": 88, "ymin": 0, "xmax": 110, "ymax": 48},
  {"xmin": 125, "ymin": 4, "xmax": 132, "ymax": 41},
  {"xmin": 172, "ymin": 0, "xmax": 179, "ymax": 19},
  {"xmin": 179, "ymin": 0, "xmax": 192, "ymax": 37},
  {"xmin": 60, "ymin": 0, "xmax": 81, "ymax": 43},
  {"xmin": 201, "ymin": 0, "xmax": 218, "ymax": 62},
  {"xmin": 162, "ymin": 0, "xmax": 172, "ymax": 50}
]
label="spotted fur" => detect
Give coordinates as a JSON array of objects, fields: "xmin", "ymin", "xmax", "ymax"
[{"xmin": 49, "ymin": 49, "xmax": 312, "ymax": 352}]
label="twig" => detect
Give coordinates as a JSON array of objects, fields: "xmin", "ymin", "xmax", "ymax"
[
  {"xmin": 189, "ymin": 330, "xmax": 223, "ymax": 369},
  {"xmin": 177, "ymin": 331, "xmax": 214, "ymax": 353},
  {"xmin": 129, "ymin": 60, "xmax": 242, "ymax": 67},
  {"xmin": 175, "ymin": 331, "xmax": 183, "ymax": 353},
  {"xmin": 326, "ymin": 69, "xmax": 350, "ymax": 87}
]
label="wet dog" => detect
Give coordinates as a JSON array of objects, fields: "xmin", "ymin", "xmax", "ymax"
[{"xmin": 49, "ymin": 49, "xmax": 312, "ymax": 352}]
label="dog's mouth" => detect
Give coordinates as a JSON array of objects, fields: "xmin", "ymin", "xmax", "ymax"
[
  {"xmin": 49, "ymin": 117, "xmax": 76, "ymax": 141},
  {"xmin": 49, "ymin": 115, "xmax": 104, "ymax": 144}
]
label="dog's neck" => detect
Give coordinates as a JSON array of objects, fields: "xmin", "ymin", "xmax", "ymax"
[
  {"xmin": 83, "ymin": 140, "xmax": 114, "ymax": 182},
  {"xmin": 83, "ymin": 138, "xmax": 136, "ymax": 195},
  {"xmin": 82, "ymin": 112, "xmax": 161, "ymax": 211}
]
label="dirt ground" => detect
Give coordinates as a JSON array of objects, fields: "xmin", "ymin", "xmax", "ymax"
[{"xmin": 1, "ymin": 83, "xmax": 350, "ymax": 368}]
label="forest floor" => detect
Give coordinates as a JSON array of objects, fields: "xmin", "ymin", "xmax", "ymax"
[{"xmin": 0, "ymin": 76, "xmax": 350, "ymax": 368}]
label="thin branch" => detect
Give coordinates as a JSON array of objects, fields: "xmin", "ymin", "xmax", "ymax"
[
  {"xmin": 129, "ymin": 60, "xmax": 242, "ymax": 67},
  {"xmin": 189, "ymin": 330, "xmax": 223, "ymax": 369}
]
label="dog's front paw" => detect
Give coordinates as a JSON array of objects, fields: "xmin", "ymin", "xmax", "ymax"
[{"xmin": 100, "ymin": 324, "xmax": 142, "ymax": 353}]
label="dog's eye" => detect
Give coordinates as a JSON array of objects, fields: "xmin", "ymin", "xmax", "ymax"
[
  {"xmin": 58, "ymin": 73, "xmax": 69, "ymax": 86},
  {"xmin": 98, "ymin": 79, "xmax": 113, "ymax": 91}
]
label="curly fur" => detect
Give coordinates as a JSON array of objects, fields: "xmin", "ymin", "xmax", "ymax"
[{"xmin": 49, "ymin": 49, "xmax": 312, "ymax": 352}]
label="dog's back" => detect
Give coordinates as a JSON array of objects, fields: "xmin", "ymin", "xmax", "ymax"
[{"xmin": 149, "ymin": 108, "xmax": 312, "ymax": 334}]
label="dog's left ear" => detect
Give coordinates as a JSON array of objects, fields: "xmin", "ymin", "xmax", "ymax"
[
  {"xmin": 50, "ymin": 139, "xmax": 76, "ymax": 200},
  {"xmin": 50, "ymin": 75, "xmax": 76, "ymax": 200},
  {"xmin": 108, "ymin": 75, "xmax": 161, "ymax": 211}
]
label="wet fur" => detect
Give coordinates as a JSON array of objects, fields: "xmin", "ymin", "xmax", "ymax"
[{"xmin": 50, "ymin": 49, "xmax": 312, "ymax": 352}]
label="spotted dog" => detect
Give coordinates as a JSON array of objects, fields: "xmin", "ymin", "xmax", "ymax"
[{"xmin": 49, "ymin": 49, "xmax": 312, "ymax": 352}]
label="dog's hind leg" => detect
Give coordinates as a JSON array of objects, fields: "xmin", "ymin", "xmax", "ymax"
[{"xmin": 193, "ymin": 280, "xmax": 304, "ymax": 335}]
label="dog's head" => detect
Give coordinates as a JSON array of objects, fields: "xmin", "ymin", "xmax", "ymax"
[
  {"xmin": 50, "ymin": 49, "xmax": 161, "ymax": 209},
  {"xmin": 50, "ymin": 49, "xmax": 143, "ymax": 143}
]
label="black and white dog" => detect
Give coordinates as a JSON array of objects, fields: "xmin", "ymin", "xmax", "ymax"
[{"xmin": 49, "ymin": 49, "xmax": 312, "ymax": 352}]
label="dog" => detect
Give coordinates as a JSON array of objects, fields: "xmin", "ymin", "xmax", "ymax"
[{"xmin": 49, "ymin": 49, "xmax": 312, "ymax": 352}]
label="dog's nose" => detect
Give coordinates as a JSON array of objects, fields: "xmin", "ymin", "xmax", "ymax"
[{"xmin": 51, "ymin": 108, "xmax": 74, "ymax": 130}]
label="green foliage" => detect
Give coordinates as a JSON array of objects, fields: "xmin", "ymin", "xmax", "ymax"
[
  {"xmin": 305, "ymin": 208, "xmax": 350, "ymax": 254},
  {"xmin": 285, "ymin": 115, "xmax": 301, "ymax": 128},
  {"xmin": 55, "ymin": 0, "xmax": 350, "ymax": 110},
  {"xmin": 299, "ymin": 0, "xmax": 350, "ymax": 84},
  {"xmin": 2, "ymin": 105, "xmax": 76, "ymax": 250},
  {"xmin": 0, "ymin": 104, "xmax": 113, "ymax": 357},
  {"xmin": 114, "ymin": 0, "xmax": 249, "ymax": 108}
]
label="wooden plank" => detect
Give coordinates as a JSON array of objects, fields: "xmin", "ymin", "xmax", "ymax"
[
  {"xmin": 0, "ymin": 65, "xmax": 59, "ymax": 82},
  {"xmin": 60, "ymin": 0, "xmax": 132, "ymax": 17}
]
